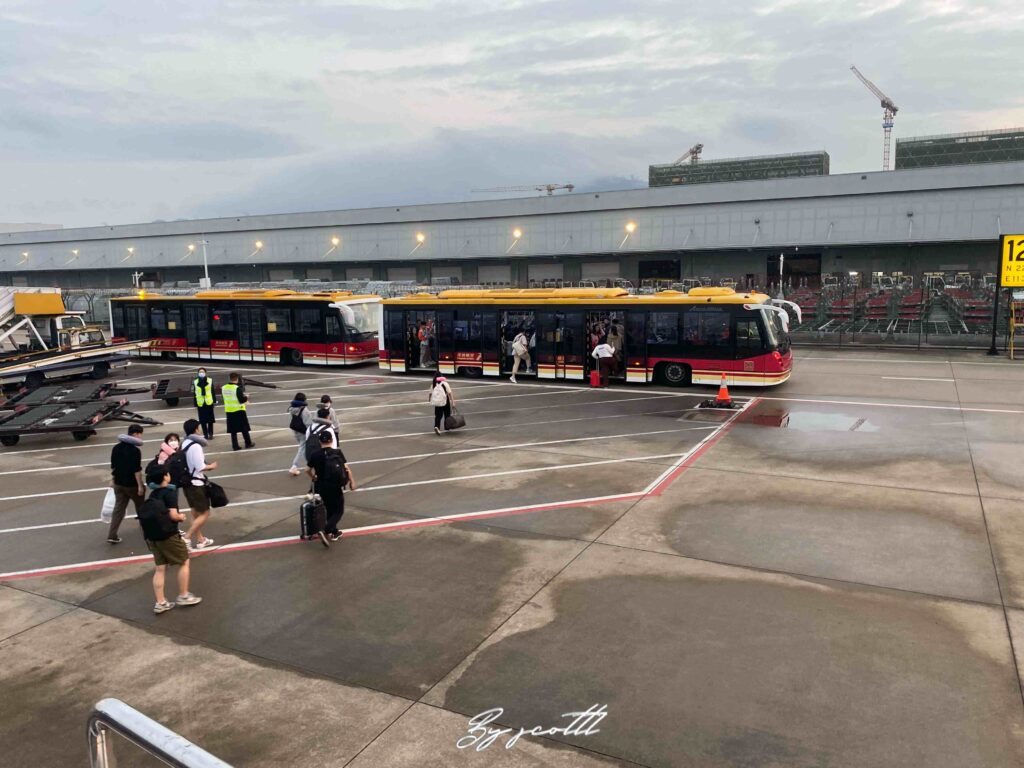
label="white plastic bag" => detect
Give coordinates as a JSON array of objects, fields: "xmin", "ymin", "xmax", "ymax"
[{"xmin": 100, "ymin": 488, "xmax": 116, "ymax": 524}]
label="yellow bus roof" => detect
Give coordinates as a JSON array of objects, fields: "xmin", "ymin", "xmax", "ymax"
[
  {"xmin": 112, "ymin": 290, "xmax": 379, "ymax": 303},
  {"xmin": 382, "ymin": 287, "xmax": 771, "ymax": 306}
]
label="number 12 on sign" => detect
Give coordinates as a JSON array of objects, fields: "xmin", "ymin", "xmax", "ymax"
[{"xmin": 1001, "ymin": 236, "xmax": 1024, "ymax": 286}]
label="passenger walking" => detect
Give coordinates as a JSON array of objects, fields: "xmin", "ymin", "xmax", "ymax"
[
  {"xmin": 304, "ymin": 408, "xmax": 338, "ymax": 456},
  {"xmin": 429, "ymin": 375, "xmax": 455, "ymax": 435},
  {"xmin": 592, "ymin": 340, "xmax": 615, "ymax": 388},
  {"xmin": 287, "ymin": 392, "xmax": 312, "ymax": 476},
  {"xmin": 181, "ymin": 419, "xmax": 218, "ymax": 550},
  {"xmin": 509, "ymin": 328, "xmax": 531, "ymax": 384},
  {"xmin": 107, "ymin": 424, "xmax": 146, "ymax": 544},
  {"xmin": 141, "ymin": 466, "xmax": 202, "ymax": 618},
  {"xmin": 319, "ymin": 394, "xmax": 341, "ymax": 433},
  {"xmin": 140, "ymin": 466, "xmax": 201, "ymax": 614},
  {"xmin": 156, "ymin": 433, "xmax": 180, "ymax": 464},
  {"xmin": 221, "ymin": 372, "xmax": 254, "ymax": 451},
  {"xmin": 193, "ymin": 368, "xmax": 216, "ymax": 439},
  {"xmin": 306, "ymin": 430, "xmax": 356, "ymax": 542}
]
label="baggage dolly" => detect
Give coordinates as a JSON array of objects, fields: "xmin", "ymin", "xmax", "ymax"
[{"xmin": 0, "ymin": 398, "xmax": 162, "ymax": 447}]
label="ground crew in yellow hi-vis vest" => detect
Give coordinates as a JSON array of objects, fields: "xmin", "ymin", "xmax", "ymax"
[
  {"xmin": 193, "ymin": 367, "xmax": 216, "ymax": 440},
  {"xmin": 221, "ymin": 372, "xmax": 255, "ymax": 451}
]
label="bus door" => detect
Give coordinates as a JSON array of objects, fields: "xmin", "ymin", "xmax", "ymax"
[
  {"xmin": 586, "ymin": 310, "xmax": 625, "ymax": 380},
  {"xmin": 481, "ymin": 311, "xmax": 499, "ymax": 376},
  {"xmin": 383, "ymin": 309, "xmax": 408, "ymax": 372},
  {"xmin": 236, "ymin": 306, "xmax": 266, "ymax": 362},
  {"xmin": 410, "ymin": 310, "xmax": 438, "ymax": 371},
  {"xmin": 625, "ymin": 311, "xmax": 649, "ymax": 383},
  {"xmin": 500, "ymin": 310, "xmax": 537, "ymax": 376},
  {"xmin": 183, "ymin": 304, "xmax": 209, "ymax": 360},
  {"xmin": 537, "ymin": 311, "xmax": 584, "ymax": 380},
  {"xmin": 436, "ymin": 310, "xmax": 456, "ymax": 375}
]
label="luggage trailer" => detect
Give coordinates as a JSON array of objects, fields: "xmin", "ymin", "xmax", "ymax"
[{"xmin": 0, "ymin": 397, "xmax": 162, "ymax": 447}]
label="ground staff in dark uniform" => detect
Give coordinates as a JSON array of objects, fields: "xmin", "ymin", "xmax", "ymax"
[
  {"xmin": 193, "ymin": 368, "xmax": 216, "ymax": 439},
  {"xmin": 221, "ymin": 372, "xmax": 255, "ymax": 451}
]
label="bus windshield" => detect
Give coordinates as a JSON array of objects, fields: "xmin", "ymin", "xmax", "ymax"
[
  {"xmin": 762, "ymin": 309, "xmax": 790, "ymax": 353},
  {"xmin": 337, "ymin": 302, "xmax": 377, "ymax": 341}
]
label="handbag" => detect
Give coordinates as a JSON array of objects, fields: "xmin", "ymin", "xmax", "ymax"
[
  {"xmin": 444, "ymin": 408, "xmax": 466, "ymax": 431},
  {"xmin": 100, "ymin": 487, "xmax": 116, "ymax": 523},
  {"xmin": 205, "ymin": 481, "xmax": 229, "ymax": 508}
]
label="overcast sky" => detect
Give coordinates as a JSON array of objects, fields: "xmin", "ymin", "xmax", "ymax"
[{"xmin": 1, "ymin": 0, "xmax": 1021, "ymax": 228}]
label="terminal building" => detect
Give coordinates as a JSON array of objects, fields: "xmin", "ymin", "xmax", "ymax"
[{"xmin": 1, "ymin": 160, "xmax": 1022, "ymax": 292}]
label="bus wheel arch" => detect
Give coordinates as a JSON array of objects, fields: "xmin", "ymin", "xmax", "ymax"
[
  {"xmin": 0, "ymin": 435, "xmax": 19, "ymax": 447},
  {"xmin": 657, "ymin": 362, "xmax": 691, "ymax": 386},
  {"xmin": 459, "ymin": 366, "xmax": 483, "ymax": 378}
]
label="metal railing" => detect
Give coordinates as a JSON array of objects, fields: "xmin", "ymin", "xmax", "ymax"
[{"xmin": 88, "ymin": 698, "xmax": 232, "ymax": 768}]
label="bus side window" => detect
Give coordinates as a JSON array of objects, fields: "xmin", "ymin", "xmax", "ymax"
[
  {"xmin": 735, "ymin": 318, "xmax": 764, "ymax": 357},
  {"xmin": 326, "ymin": 314, "xmax": 342, "ymax": 340}
]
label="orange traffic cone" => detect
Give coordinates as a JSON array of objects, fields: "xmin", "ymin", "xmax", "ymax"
[{"xmin": 714, "ymin": 373, "xmax": 732, "ymax": 407}]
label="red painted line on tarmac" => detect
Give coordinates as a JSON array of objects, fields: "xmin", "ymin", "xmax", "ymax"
[{"xmin": 647, "ymin": 398, "xmax": 759, "ymax": 496}]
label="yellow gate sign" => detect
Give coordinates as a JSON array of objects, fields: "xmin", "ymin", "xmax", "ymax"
[{"xmin": 1001, "ymin": 235, "xmax": 1024, "ymax": 287}]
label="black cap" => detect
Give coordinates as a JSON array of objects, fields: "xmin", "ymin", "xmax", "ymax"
[{"xmin": 318, "ymin": 430, "xmax": 334, "ymax": 443}]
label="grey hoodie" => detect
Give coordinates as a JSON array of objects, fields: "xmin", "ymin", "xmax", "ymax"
[{"xmin": 287, "ymin": 402, "xmax": 332, "ymax": 434}]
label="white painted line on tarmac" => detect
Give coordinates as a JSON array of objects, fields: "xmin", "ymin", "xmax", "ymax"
[
  {"xmin": 0, "ymin": 406, "xmax": 704, "ymax": 477},
  {"xmin": 881, "ymin": 376, "xmax": 955, "ymax": 382},
  {"xmin": 758, "ymin": 395, "xmax": 1024, "ymax": 414},
  {"xmin": 0, "ymin": 392, "xmax": 694, "ymax": 458}
]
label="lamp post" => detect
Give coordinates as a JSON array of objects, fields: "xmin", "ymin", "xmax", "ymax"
[{"xmin": 199, "ymin": 239, "xmax": 211, "ymax": 288}]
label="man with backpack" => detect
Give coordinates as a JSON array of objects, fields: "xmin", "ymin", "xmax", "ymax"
[
  {"xmin": 139, "ymin": 466, "xmax": 202, "ymax": 614},
  {"xmin": 307, "ymin": 430, "xmax": 355, "ymax": 542},
  {"xmin": 181, "ymin": 419, "xmax": 218, "ymax": 550},
  {"xmin": 304, "ymin": 407, "xmax": 337, "ymax": 462}
]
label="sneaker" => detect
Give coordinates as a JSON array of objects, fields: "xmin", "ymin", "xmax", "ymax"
[
  {"xmin": 510, "ymin": 376, "xmax": 517, "ymax": 384},
  {"xmin": 328, "ymin": 531, "xmax": 343, "ymax": 542},
  {"xmin": 434, "ymin": 426, "xmax": 441, "ymax": 435},
  {"xmin": 153, "ymin": 601, "xmax": 175, "ymax": 614},
  {"xmin": 194, "ymin": 537, "xmax": 215, "ymax": 550},
  {"xmin": 317, "ymin": 530, "xmax": 330, "ymax": 548},
  {"xmin": 288, "ymin": 467, "xmax": 302, "ymax": 476},
  {"xmin": 107, "ymin": 536, "xmax": 122, "ymax": 544},
  {"xmin": 175, "ymin": 593, "xmax": 202, "ymax": 607}
]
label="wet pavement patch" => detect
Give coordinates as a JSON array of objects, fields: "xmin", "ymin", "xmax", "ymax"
[{"xmin": 437, "ymin": 548, "xmax": 1024, "ymax": 768}]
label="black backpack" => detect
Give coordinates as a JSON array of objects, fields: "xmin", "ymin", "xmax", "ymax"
[
  {"xmin": 304, "ymin": 424, "xmax": 329, "ymax": 462},
  {"xmin": 137, "ymin": 493, "xmax": 178, "ymax": 541},
  {"xmin": 319, "ymin": 449, "xmax": 348, "ymax": 488},
  {"xmin": 145, "ymin": 448, "xmax": 192, "ymax": 489},
  {"xmin": 288, "ymin": 405, "xmax": 306, "ymax": 433}
]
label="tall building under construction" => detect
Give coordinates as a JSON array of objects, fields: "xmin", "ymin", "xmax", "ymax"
[
  {"xmin": 895, "ymin": 127, "xmax": 1024, "ymax": 169},
  {"xmin": 648, "ymin": 151, "xmax": 830, "ymax": 187}
]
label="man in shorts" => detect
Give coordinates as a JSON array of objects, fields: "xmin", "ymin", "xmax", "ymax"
[
  {"xmin": 181, "ymin": 418, "xmax": 218, "ymax": 550},
  {"xmin": 140, "ymin": 466, "xmax": 202, "ymax": 614}
]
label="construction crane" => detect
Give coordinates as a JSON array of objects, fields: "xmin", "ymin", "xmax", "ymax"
[
  {"xmin": 673, "ymin": 143, "xmax": 703, "ymax": 165},
  {"xmin": 850, "ymin": 65, "xmax": 899, "ymax": 171},
  {"xmin": 471, "ymin": 183, "xmax": 575, "ymax": 196}
]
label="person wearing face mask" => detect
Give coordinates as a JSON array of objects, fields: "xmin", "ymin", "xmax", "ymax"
[
  {"xmin": 157, "ymin": 433, "xmax": 181, "ymax": 464},
  {"xmin": 193, "ymin": 368, "xmax": 216, "ymax": 440}
]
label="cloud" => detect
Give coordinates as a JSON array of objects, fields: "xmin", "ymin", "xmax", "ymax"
[{"xmin": 0, "ymin": 0, "xmax": 1022, "ymax": 227}]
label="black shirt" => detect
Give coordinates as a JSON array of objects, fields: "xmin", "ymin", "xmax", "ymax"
[
  {"xmin": 110, "ymin": 441, "xmax": 142, "ymax": 487},
  {"xmin": 308, "ymin": 447, "xmax": 348, "ymax": 494},
  {"xmin": 141, "ymin": 485, "xmax": 180, "ymax": 541},
  {"xmin": 149, "ymin": 485, "xmax": 179, "ymax": 511}
]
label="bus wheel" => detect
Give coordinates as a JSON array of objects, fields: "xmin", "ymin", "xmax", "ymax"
[
  {"xmin": 165, "ymin": 397, "xmax": 180, "ymax": 407},
  {"xmin": 460, "ymin": 367, "xmax": 483, "ymax": 378},
  {"xmin": 660, "ymin": 362, "xmax": 691, "ymax": 387},
  {"xmin": 0, "ymin": 435, "xmax": 19, "ymax": 447},
  {"xmin": 90, "ymin": 362, "xmax": 109, "ymax": 380},
  {"xmin": 282, "ymin": 348, "xmax": 303, "ymax": 366},
  {"xmin": 72, "ymin": 431, "xmax": 92, "ymax": 442}
]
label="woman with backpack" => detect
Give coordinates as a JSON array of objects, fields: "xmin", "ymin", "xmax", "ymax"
[
  {"xmin": 156, "ymin": 433, "xmax": 180, "ymax": 465},
  {"xmin": 287, "ymin": 392, "xmax": 312, "ymax": 476},
  {"xmin": 429, "ymin": 375, "xmax": 455, "ymax": 435}
]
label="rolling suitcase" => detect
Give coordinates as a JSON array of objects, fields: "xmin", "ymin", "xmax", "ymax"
[
  {"xmin": 300, "ymin": 487, "xmax": 329, "ymax": 546},
  {"xmin": 590, "ymin": 369, "xmax": 601, "ymax": 388}
]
